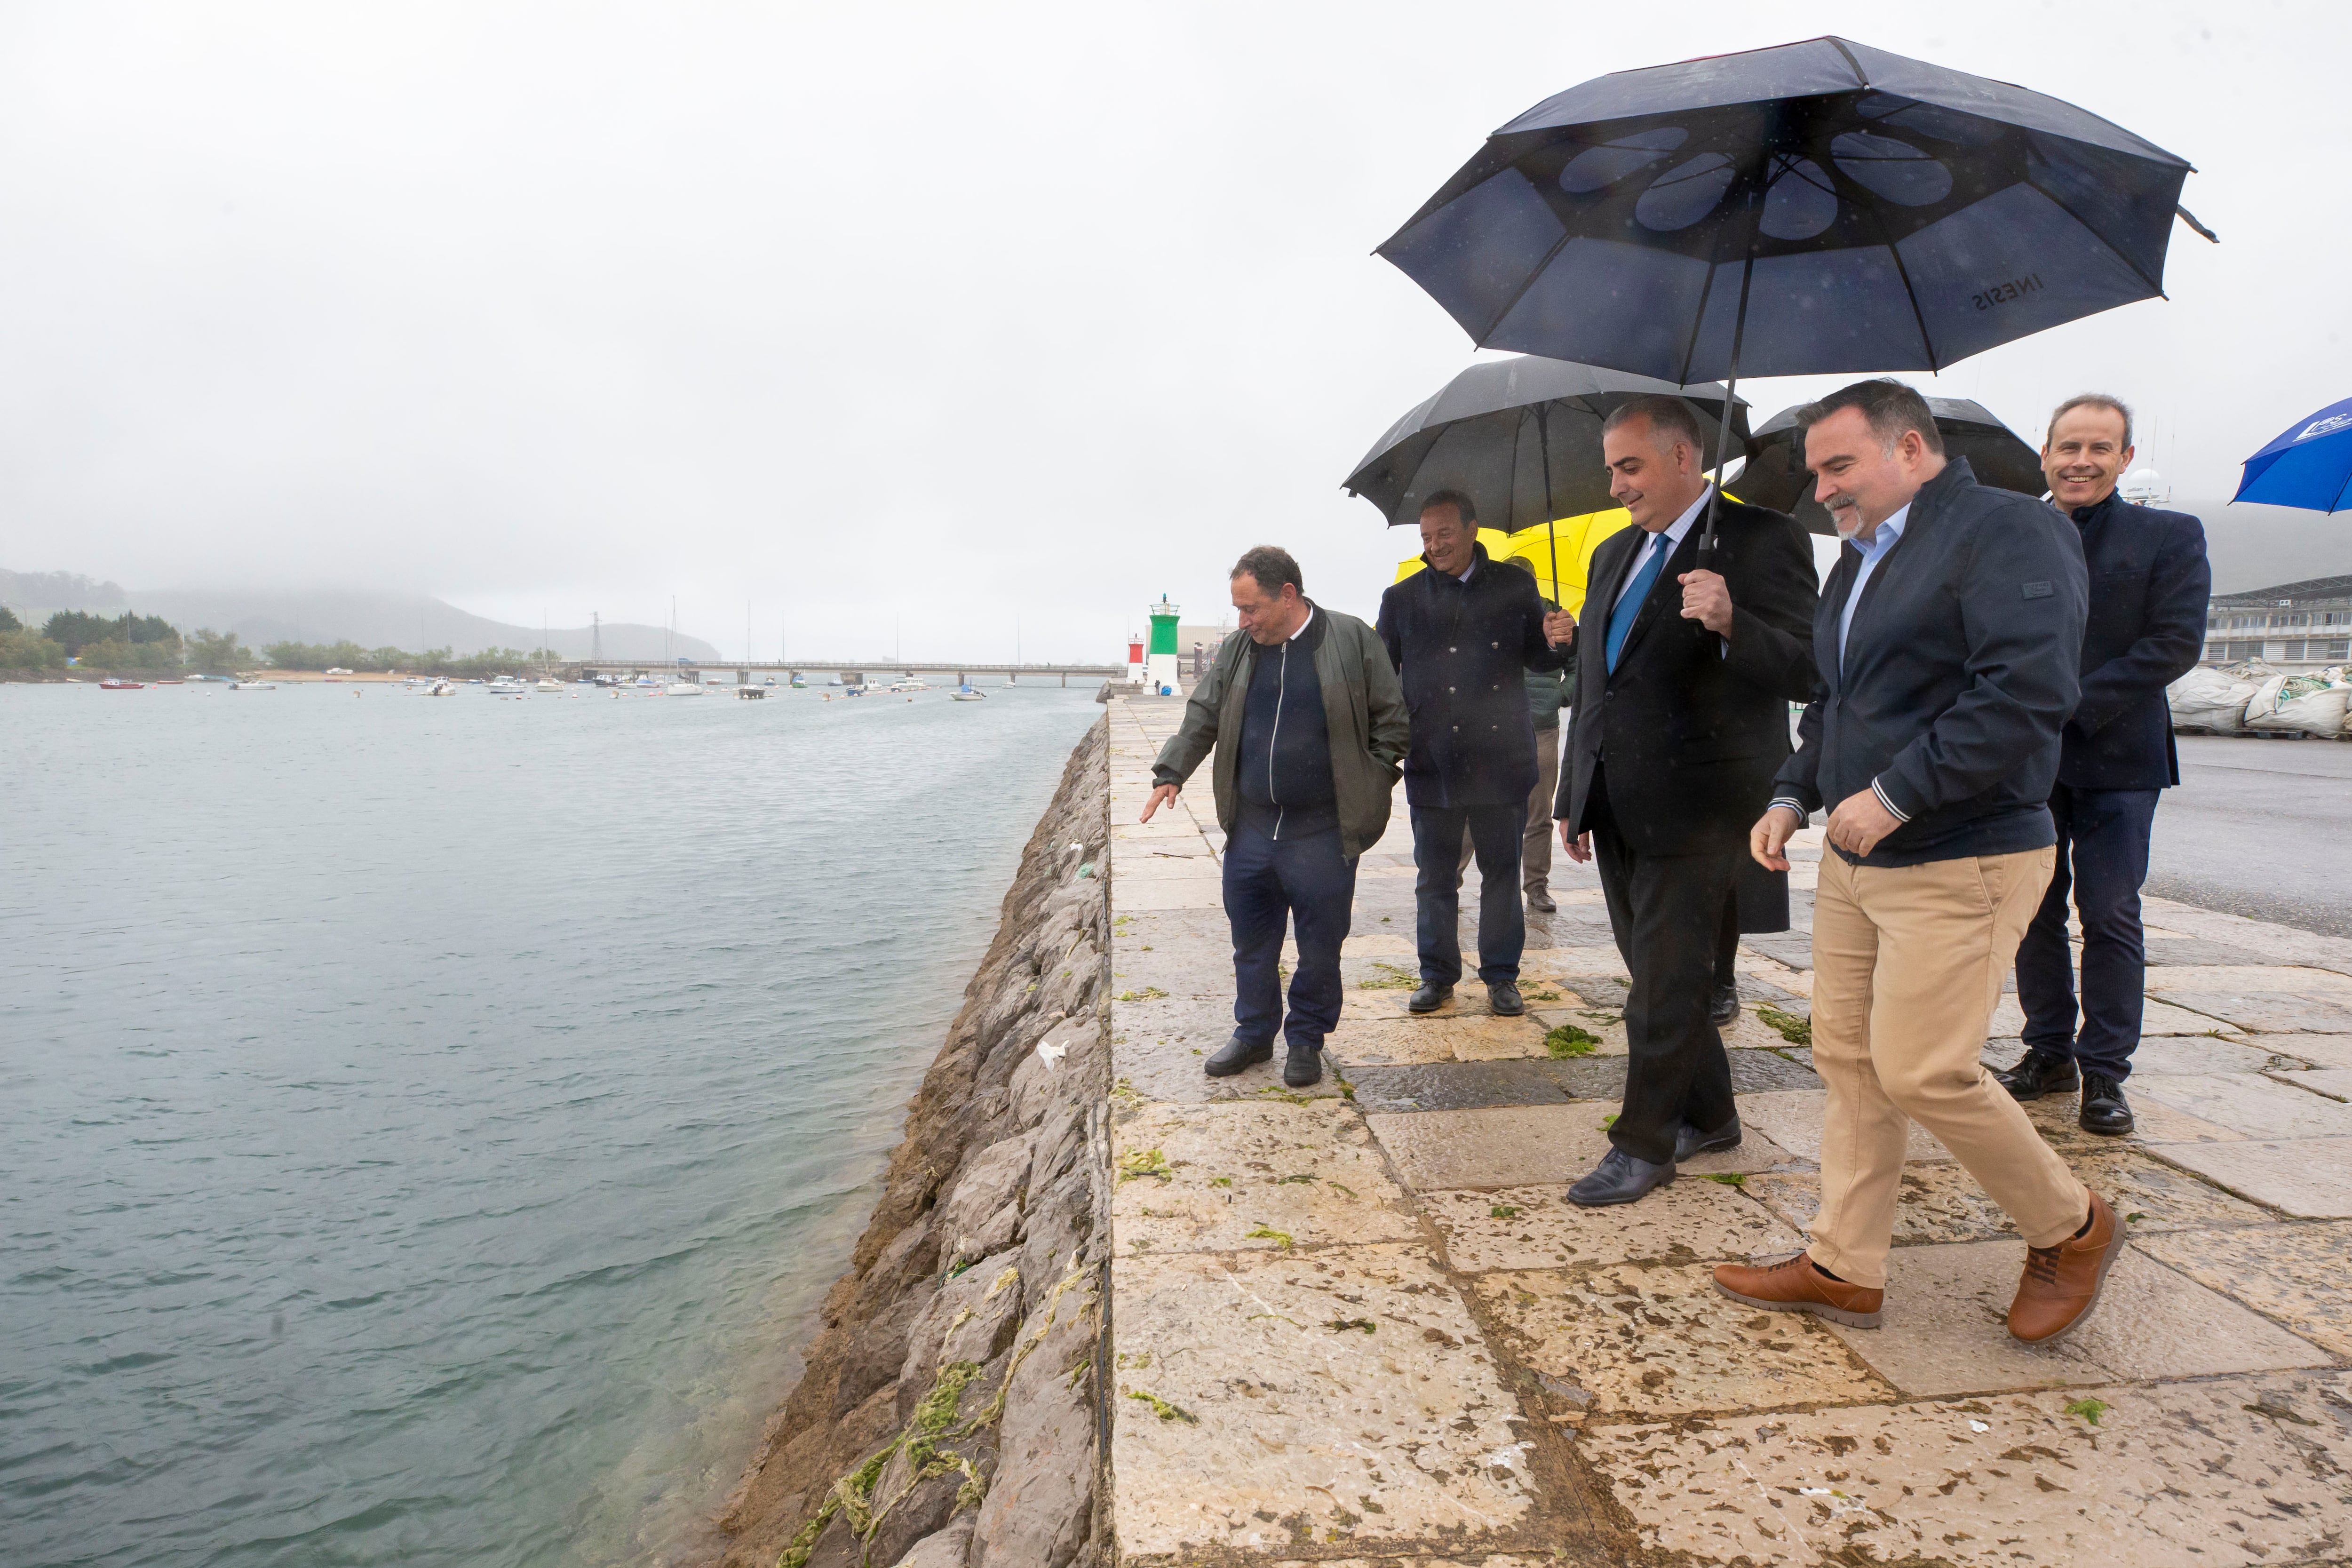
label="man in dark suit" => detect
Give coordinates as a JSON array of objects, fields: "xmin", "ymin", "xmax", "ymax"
[
  {"xmin": 1553, "ymin": 396, "xmax": 1818, "ymax": 1205},
  {"xmin": 1377, "ymin": 493, "xmax": 1574, "ymax": 1018},
  {"xmin": 1997, "ymin": 395, "xmax": 2211, "ymax": 1134}
]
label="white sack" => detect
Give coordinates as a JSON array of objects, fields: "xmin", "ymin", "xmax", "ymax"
[{"xmin": 2168, "ymin": 666, "xmax": 2257, "ymax": 733}]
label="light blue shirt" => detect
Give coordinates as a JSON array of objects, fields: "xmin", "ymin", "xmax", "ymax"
[{"xmin": 1837, "ymin": 503, "xmax": 1910, "ymax": 668}]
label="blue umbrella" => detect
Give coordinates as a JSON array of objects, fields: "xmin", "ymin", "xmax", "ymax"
[
  {"xmin": 1377, "ymin": 36, "xmax": 2214, "ymax": 557},
  {"xmin": 2233, "ymin": 398, "xmax": 2352, "ymax": 514}
]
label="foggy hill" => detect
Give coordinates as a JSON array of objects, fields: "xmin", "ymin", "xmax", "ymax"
[{"xmin": 0, "ymin": 571, "xmax": 719, "ymax": 661}]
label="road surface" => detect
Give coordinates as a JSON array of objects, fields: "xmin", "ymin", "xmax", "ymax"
[{"xmin": 2149, "ymin": 734, "xmax": 2352, "ymax": 936}]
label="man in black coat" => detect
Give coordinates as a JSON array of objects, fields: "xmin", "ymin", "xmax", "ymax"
[
  {"xmin": 1377, "ymin": 492, "xmax": 1573, "ymax": 1017},
  {"xmin": 1553, "ymin": 396, "xmax": 1819, "ymax": 1205},
  {"xmin": 1997, "ymin": 395, "xmax": 2211, "ymax": 1135}
]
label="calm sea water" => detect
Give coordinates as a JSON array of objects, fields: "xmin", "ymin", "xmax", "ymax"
[{"xmin": 0, "ymin": 677, "xmax": 1102, "ymax": 1568}]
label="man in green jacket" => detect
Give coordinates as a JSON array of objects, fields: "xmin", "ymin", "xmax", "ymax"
[{"xmin": 1142, "ymin": 546, "xmax": 1410, "ymax": 1087}]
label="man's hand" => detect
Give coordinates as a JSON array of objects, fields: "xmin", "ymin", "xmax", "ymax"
[
  {"xmin": 1678, "ymin": 569, "xmax": 1733, "ymax": 637},
  {"xmin": 1140, "ymin": 782, "xmax": 1178, "ymax": 823},
  {"xmin": 1559, "ymin": 821, "xmax": 1591, "ymax": 863},
  {"xmin": 1542, "ymin": 607, "xmax": 1576, "ymax": 647},
  {"xmin": 1825, "ymin": 787, "xmax": 1901, "ymax": 859},
  {"xmin": 1750, "ymin": 804, "xmax": 1804, "ymax": 870}
]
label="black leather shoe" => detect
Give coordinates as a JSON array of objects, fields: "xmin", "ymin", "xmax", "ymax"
[
  {"xmin": 1487, "ymin": 980, "xmax": 1526, "ymax": 1017},
  {"xmin": 1568, "ymin": 1147, "xmax": 1677, "ymax": 1207},
  {"xmin": 1203, "ymin": 1034, "xmax": 1273, "ymax": 1076},
  {"xmin": 1407, "ymin": 983, "xmax": 1453, "ymax": 1014},
  {"xmin": 1708, "ymin": 984, "xmax": 1740, "ymax": 1027},
  {"xmin": 1526, "ymin": 885, "xmax": 1557, "ymax": 914},
  {"xmin": 2079, "ymin": 1072, "xmax": 2134, "ymax": 1136},
  {"xmin": 1995, "ymin": 1048, "xmax": 2080, "ymax": 1101},
  {"xmin": 1675, "ymin": 1115, "xmax": 1742, "ymax": 1161},
  {"xmin": 1282, "ymin": 1044, "xmax": 1323, "ymax": 1088}
]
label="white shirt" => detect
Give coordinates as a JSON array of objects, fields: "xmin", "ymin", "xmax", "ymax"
[
  {"xmin": 1289, "ymin": 604, "xmax": 1314, "ymax": 640},
  {"xmin": 1610, "ymin": 486, "xmax": 1713, "ymax": 615}
]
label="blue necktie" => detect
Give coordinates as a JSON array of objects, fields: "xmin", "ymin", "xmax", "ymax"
[{"xmin": 1605, "ymin": 532, "xmax": 1670, "ymax": 674}]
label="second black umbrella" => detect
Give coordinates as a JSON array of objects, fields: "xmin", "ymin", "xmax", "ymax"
[{"xmin": 1739, "ymin": 396, "xmax": 2045, "ymax": 534}]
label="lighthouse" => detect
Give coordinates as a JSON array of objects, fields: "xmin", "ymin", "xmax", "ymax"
[{"xmin": 1145, "ymin": 597, "xmax": 1181, "ymax": 694}]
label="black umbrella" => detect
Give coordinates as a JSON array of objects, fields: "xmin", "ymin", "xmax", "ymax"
[
  {"xmin": 1376, "ymin": 36, "xmax": 2212, "ymax": 562},
  {"xmin": 1739, "ymin": 396, "xmax": 2045, "ymax": 534},
  {"xmin": 1343, "ymin": 355, "xmax": 1748, "ymax": 601}
]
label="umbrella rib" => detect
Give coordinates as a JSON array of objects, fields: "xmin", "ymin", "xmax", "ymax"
[
  {"xmin": 1834, "ymin": 167, "xmax": 1944, "ymax": 372},
  {"xmin": 1477, "ymin": 223, "xmax": 1578, "ymax": 348},
  {"xmin": 1825, "ymin": 37, "xmax": 1871, "ymax": 88},
  {"xmin": 2027, "ymin": 182, "xmax": 2167, "ymax": 300}
]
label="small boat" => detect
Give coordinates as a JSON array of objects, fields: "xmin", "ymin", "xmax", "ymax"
[
  {"xmin": 736, "ymin": 685, "xmax": 766, "ymax": 700},
  {"xmin": 951, "ymin": 685, "xmax": 987, "ymax": 701},
  {"xmin": 232, "ymin": 680, "xmax": 276, "ymax": 690},
  {"xmin": 664, "ymin": 682, "xmax": 705, "ymax": 697},
  {"xmin": 99, "ymin": 677, "xmax": 145, "ymax": 690},
  {"xmin": 425, "ymin": 679, "xmax": 456, "ymax": 696},
  {"xmin": 484, "ymin": 677, "xmax": 526, "ymax": 695},
  {"xmin": 887, "ymin": 677, "xmax": 929, "ymax": 693},
  {"xmin": 789, "ymin": 674, "xmax": 808, "ymax": 689},
  {"xmin": 535, "ymin": 678, "xmax": 563, "ymax": 692},
  {"xmin": 152, "ymin": 678, "xmax": 184, "ymax": 685}
]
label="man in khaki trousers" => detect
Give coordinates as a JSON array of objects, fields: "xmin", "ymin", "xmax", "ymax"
[{"xmin": 1715, "ymin": 380, "xmax": 2124, "ymax": 1345}]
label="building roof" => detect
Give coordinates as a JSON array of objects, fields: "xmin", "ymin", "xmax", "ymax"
[{"xmin": 2212, "ymin": 574, "xmax": 2352, "ymax": 606}]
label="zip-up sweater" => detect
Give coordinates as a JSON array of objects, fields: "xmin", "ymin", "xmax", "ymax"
[{"xmin": 1236, "ymin": 608, "xmax": 1336, "ymax": 838}]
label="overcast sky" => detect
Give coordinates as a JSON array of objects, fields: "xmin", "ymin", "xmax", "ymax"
[{"xmin": 0, "ymin": 1, "xmax": 2341, "ymax": 661}]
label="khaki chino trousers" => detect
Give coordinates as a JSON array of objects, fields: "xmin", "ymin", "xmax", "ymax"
[{"xmin": 1805, "ymin": 845, "xmax": 2089, "ymax": 1289}]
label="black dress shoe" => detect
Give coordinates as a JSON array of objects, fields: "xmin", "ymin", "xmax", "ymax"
[
  {"xmin": 1994, "ymin": 1048, "xmax": 2080, "ymax": 1101},
  {"xmin": 1526, "ymin": 886, "xmax": 1557, "ymax": 914},
  {"xmin": 1407, "ymin": 983, "xmax": 1453, "ymax": 1014},
  {"xmin": 2079, "ymin": 1072, "xmax": 2134, "ymax": 1136},
  {"xmin": 1282, "ymin": 1043, "xmax": 1323, "ymax": 1088},
  {"xmin": 1203, "ymin": 1034, "xmax": 1273, "ymax": 1076},
  {"xmin": 1675, "ymin": 1115, "xmax": 1742, "ymax": 1161},
  {"xmin": 1568, "ymin": 1147, "xmax": 1677, "ymax": 1207},
  {"xmin": 1487, "ymin": 980, "xmax": 1526, "ymax": 1017},
  {"xmin": 1708, "ymin": 984, "xmax": 1740, "ymax": 1027}
]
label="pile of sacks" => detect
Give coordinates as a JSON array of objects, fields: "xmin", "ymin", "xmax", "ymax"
[{"xmin": 2169, "ymin": 659, "xmax": 2352, "ymax": 737}]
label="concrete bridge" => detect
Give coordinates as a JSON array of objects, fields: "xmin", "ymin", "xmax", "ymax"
[{"xmin": 570, "ymin": 660, "xmax": 1126, "ymax": 688}]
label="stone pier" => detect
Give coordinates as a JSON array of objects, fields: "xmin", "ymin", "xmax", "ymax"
[{"xmin": 1102, "ymin": 692, "xmax": 2352, "ymax": 1568}]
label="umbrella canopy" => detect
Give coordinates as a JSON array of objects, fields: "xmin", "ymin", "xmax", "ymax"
[
  {"xmin": 2233, "ymin": 398, "xmax": 2352, "ymax": 514},
  {"xmin": 1394, "ymin": 512, "xmax": 1638, "ymax": 620},
  {"xmin": 1345, "ymin": 356, "xmax": 1748, "ymax": 532},
  {"xmin": 1377, "ymin": 37, "xmax": 2204, "ymax": 384},
  {"xmin": 1740, "ymin": 396, "xmax": 2045, "ymax": 533}
]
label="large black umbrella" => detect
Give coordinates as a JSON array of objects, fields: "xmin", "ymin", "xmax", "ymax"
[
  {"xmin": 1343, "ymin": 356, "xmax": 1748, "ymax": 600},
  {"xmin": 1739, "ymin": 396, "xmax": 2045, "ymax": 534},
  {"xmin": 1377, "ymin": 36, "xmax": 2210, "ymax": 560}
]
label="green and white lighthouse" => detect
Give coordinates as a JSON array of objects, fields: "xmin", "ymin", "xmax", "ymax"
[{"xmin": 1145, "ymin": 597, "xmax": 1180, "ymax": 693}]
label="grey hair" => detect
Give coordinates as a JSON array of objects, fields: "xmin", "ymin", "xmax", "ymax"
[
  {"xmin": 1601, "ymin": 394, "xmax": 1705, "ymax": 455},
  {"xmin": 2046, "ymin": 392, "xmax": 2134, "ymax": 449}
]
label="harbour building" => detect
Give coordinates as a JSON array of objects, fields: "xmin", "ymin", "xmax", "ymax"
[{"xmin": 2205, "ymin": 576, "xmax": 2352, "ymax": 670}]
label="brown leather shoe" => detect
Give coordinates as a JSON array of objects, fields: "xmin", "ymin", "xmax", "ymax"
[
  {"xmin": 2007, "ymin": 1192, "xmax": 2126, "ymax": 1344},
  {"xmin": 1713, "ymin": 1252, "xmax": 1883, "ymax": 1328}
]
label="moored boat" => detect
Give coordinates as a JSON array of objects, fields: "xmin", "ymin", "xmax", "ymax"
[{"xmin": 99, "ymin": 677, "xmax": 145, "ymax": 690}]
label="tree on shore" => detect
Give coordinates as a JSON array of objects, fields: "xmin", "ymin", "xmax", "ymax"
[
  {"xmin": 260, "ymin": 639, "xmax": 536, "ymax": 678},
  {"xmin": 44, "ymin": 610, "xmax": 182, "ymax": 661},
  {"xmin": 186, "ymin": 628, "xmax": 250, "ymax": 673},
  {"xmin": 0, "ymin": 628, "xmax": 66, "ymax": 669}
]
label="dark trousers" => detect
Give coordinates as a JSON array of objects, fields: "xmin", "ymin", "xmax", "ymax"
[
  {"xmin": 1224, "ymin": 817, "xmax": 1357, "ymax": 1052},
  {"xmin": 1589, "ymin": 777, "xmax": 1736, "ymax": 1166},
  {"xmin": 2014, "ymin": 782, "xmax": 2161, "ymax": 1080},
  {"xmin": 1411, "ymin": 801, "xmax": 1526, "ymax": 986}
]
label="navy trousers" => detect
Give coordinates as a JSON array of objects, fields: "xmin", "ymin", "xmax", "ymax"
[
  {"xmin": 2014, "ymin": 783, "xmax": 2161, "ymax": 1080},
  {"xmin": 1224, "ymin": 817, "xmax": 1357, "ymax": 1052},
  {"xmin": 1411, "ymin": 801, "xmax": 1526, "ymax": 986}
]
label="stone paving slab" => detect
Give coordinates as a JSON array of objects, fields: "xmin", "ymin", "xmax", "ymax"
[
  {"xmin": 1579, "ymin": 1372, "xmax": 2352, "ymax": 1568},
  {"xmin": 1988, "ymin": 994, "xmax": 2244, "ymax": 1036},
  {"xmin": 1424, "ymin": 1180, "xmax": 1801, "ymax": 1274},
  {"xmin": 2274, "ymin": 1066, "xmax": 2352, "ymax": 1099},
  {"xmin": 1475, "ymin": 1262, "xmax": 1897, "ymax": 1416},
  {"xmin": 1748, "ymin": 1149, "xmax": 2274, "ymax": 1245},
  {"xmin": 2135, "ymin": 1220, "xmax": 2352, "ymax": 1357},
  {"xmin": 2147, "ymin": 990, "xmax": 2352, "ymax": 1033},
  {"xmin": 2132, "ymin": 1071, "xmax": 2352, "ymax": 1138},
  {"xmin": 1366, "ymin": 1105, "xmax": 1795, "ymax": 1190},
  {"xmin": 2264, "ymin": 1033, "xmax": 2352, "ymax": 1068},
  {"xmin": 1109, "ymin": 1244, "xmax": 1541, "ymax": 1560},
  {"xmin": 2143, "ymin": 1135, "xmax": 2352, "ymax": 1218},
  {"xmin": 1344, "ymin": 1060, "xmax": 1573, "ymax": 1114},
  {"xmin": 1735, "ymin": 1089, "xmax": 1955, "ymax": 1164},
  {"xmin": 1822, "ymin": 1242, "xmax": 2330, "ymax": 1398},
  {"xmin": 1112, "ymin": 1099, "xmax": 1422, "ymax": 1256},
  {"xmin": 1326, "ymin": 1014, "xmax": 1552, "ymax": 1066}
]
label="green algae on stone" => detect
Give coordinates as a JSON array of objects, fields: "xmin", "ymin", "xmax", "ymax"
[{"xmin": 1545, "ymin": 1024, "xmax": 1598, "ymax": 1058}]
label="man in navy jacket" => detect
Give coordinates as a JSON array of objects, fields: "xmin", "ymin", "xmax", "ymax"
[
  {"xmin": 1377, "ymin": 492, "xmax": 1573, "ymax": 1016},
  {"xmin": 1997, "ymin": 395, "xmax": 2211, "ymax": 1135},
  {"xmin": 1716, "ymin": 379, "xmax": 2126, "ymax": 1349}
]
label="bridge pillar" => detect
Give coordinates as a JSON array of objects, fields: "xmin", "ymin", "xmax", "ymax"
[{"xmin": 1060, "ymin": 670, "xmax": 1066, "ymax": 687}]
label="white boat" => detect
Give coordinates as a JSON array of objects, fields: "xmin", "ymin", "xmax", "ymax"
[
  {"xmin": 664, "ymin": 682, "xmax": 705, "ymax": 697},
  {"xmin": 736, "ymin": 685, "xmax": 766, "ymax": 700},
  {"xmin": 951, "ymin": 685, "xmax": 987, "ymax": 701},
  {"xmin": 887, "ymin": 677, "xmax": 929, "ymax": 693},
  {"xmin": 232, "ymin": 680, "xmax": 276, "ymax": 690},
  {"xmin": 425, "ymin": 679, "xmax": 456, "ymax": 696},
  {"xmin": 484, "ymin": 677, "xmax": 526, "ymax": 695},
  {"xmin": 534, "ymin": 678, "xmax": 563, "ymax": 692}
]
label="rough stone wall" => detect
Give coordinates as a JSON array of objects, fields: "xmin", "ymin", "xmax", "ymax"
[{"xmin": 716, "ymin": 719, "xmax": 1112, "ymax": 1568}]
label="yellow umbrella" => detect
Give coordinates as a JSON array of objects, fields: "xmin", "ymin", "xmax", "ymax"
[
  {"xmin": 1393, "ymin": 527, "xmax": 1514, "ymax": 584},
  {"xmin": 1496, "ymin": 509, "xmax": 1634, "ymax": 618}
]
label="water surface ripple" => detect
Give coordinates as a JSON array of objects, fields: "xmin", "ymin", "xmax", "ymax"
[{"xmin": 0, "ymin": 679, "xmax": 1102, "ymax": 1568}]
